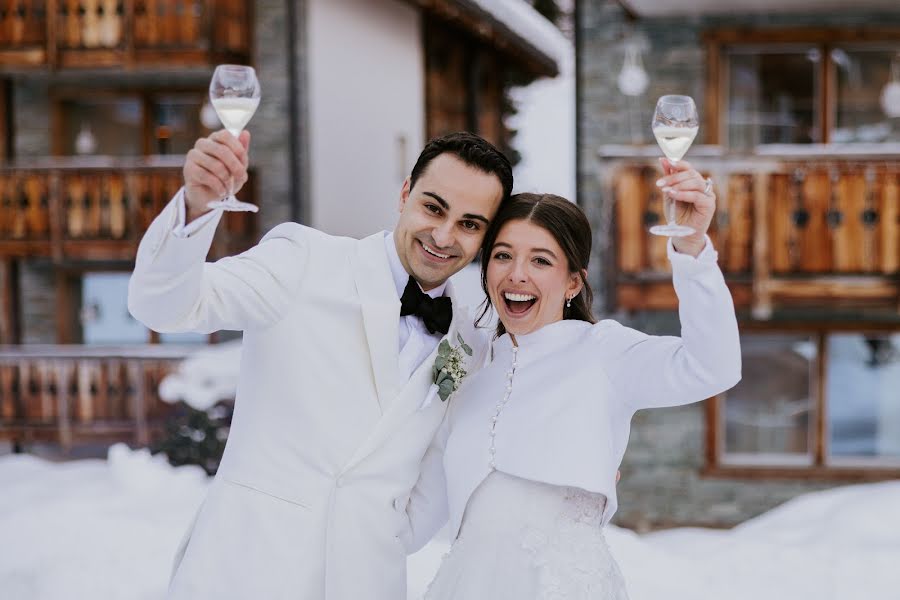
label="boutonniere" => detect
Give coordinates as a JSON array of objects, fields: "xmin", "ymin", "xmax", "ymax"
[
  {"xmin": 432, "ymin": 332, "xmax": 473, "ymax": 402},
  {"xmin": 418, "ymin": 332, "xmax": 475, "ymax": 411}
]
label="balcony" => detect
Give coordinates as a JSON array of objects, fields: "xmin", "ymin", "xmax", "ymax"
[
  {"xmin": 0, "ymin": 344, "xmax": 193, "ymax": 450},
  {"xmin": 598, "ymin": 145, "xmax": 900, "ymax": 319},
  {"xmin": 0, "ymin": 156, "xmax": 258, "ymax": 262},
  {"xmin": 0, "ymin": 0, "xmax": 251, "ymax": 69}
]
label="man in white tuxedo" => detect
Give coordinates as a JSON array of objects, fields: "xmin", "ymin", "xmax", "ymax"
[{"xmin": 128, "ymin": 131, "xmax": 512, "ymax": 599}]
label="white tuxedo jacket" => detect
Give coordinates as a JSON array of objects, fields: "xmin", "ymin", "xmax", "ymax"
[{"xmin": 128, "ymin": 196, "xmax": 488, "ymax": 600}]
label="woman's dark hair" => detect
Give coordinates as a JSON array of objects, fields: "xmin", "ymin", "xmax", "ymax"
[
  {"xmin": 477, "ymin": 193, "xmax": 596, "ymax": 337},
  {"xmin": 409, "ymin": 132, "xmax": 514, "ymax": 203}
]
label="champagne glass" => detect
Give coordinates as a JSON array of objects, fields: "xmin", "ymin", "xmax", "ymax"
[
  {"xmin": 650, "ymin": 95, "xmax": 698, "ymax": 237},
  {"xmin": 207, "ymin": 64, "xmax": 261, "ymax": 212}
]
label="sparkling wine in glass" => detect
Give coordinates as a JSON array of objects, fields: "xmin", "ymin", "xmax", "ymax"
[
  {"xmin": 208, "ymin": 64, "xmax": 261, "ymax": 212},
  {"xmin": 650, "ymin": 95, "xmax": 698, "ymax": 237}
]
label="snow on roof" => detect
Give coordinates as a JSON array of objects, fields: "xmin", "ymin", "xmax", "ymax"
[{"xmin": 466, "ymin": 0, "xmax": 572, "ymax": 73}]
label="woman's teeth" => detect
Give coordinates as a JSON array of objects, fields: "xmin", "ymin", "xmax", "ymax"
[
  {"xmin": 504, "ymin": 292, "xmax": 536, "ymax": 302},
  {"xmin": 503, "ymin": 292, "xmax": 537, "ymax": 316}
]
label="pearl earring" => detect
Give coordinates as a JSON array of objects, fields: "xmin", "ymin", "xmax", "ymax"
[{"xmin": 566, "ymin": 296, "xmax": 572, "ymax": 308}]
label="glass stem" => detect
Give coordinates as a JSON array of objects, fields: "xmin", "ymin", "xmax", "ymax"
[
  {"xmin": 664, "ymin": 194, "xmax": 676, "ymax": 225},
  {"xmin": 665, "ymin": 158, "xmax": 679, "ymax": 225}
]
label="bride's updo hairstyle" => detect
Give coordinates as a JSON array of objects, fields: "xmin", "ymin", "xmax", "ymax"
[{"xmin": 477, "ymin": 193, "xmax": 596, "ymax": 337}]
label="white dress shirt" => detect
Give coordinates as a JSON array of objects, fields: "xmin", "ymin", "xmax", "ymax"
[
  {"xmin": 171, "ymin": 188, "xmax": 219, "ymax": 238},
  {"xmin": 384, "ymin": 232, "xmax": 448, "ymax": 382},
  {"xmin": 170, "ymin": 188, "xmax": 446, "ymax": 381}
]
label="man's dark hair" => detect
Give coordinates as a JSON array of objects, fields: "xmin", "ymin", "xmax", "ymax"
[{"xmin": 409, "ymin": 132, "xmax": 513, "ymax": 203}]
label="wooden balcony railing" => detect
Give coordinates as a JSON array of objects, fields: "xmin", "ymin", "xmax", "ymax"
[
  {"xmin": 598, "ymin": 146, "xmax": 900, "ymax": 318},
  {"xmin": 0, "ymin": 0, "xmax": 251, "ymax": 69},
  {"xmin": 0, "ymin": 157, "xmax": 258, "ymax": 261},
  {"xmin": 0, "ymin": 344, "xmax": 195, "ymax": 450}
]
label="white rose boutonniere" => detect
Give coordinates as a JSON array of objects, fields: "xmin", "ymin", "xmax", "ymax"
[{"xmin": 420, "ymin": 333, "xmax": 473, "ymax": 410}]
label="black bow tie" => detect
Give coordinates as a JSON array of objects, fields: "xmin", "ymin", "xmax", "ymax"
[{"xmin": 399, "ymin": 276, "xmax": 452, "ymax": 335}]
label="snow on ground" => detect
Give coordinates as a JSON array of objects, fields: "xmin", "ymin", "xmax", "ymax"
[{"xmin": 2, "ymin": 446, "xmax": 898, "ymax": 599}]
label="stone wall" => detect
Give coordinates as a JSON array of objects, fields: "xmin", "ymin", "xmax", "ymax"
[
  {"xmin": 577, "ymin": 0, "xmax": 900, "ymax": 528},
  {"xmin": 18, "ymin": 262, "xmax": 58, "ymax": 344},
  {"xmin": 251, "ymin": 0, "xmax": 300, "ymax": 232}
]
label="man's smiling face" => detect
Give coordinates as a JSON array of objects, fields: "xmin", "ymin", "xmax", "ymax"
[{"xmin": 394, "ymin": 153, "xmax": 504, "ymax": 291}]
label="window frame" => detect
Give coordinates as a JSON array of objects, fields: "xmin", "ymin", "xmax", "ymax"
[
  {"xmin": 704, "ymin": 321, "xmax": 900, "ymax": 482},
  {"xmin": 51, "ymin": 87, "xmax": 210, "ymax": 157},
  {"xmin": 55, "ymin": 256, "xmax": 216, "ymax": 347},
  {"xmin": 703, "ymin": 27, "xmax": 900, "ymax": 147}
]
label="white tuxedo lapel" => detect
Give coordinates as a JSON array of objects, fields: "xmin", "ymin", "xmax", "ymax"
[
  {"xmin": 352, "ymin": 232, "xmax": 401, "ymax": 415},
  {"xmin": 344, "ymin": 281, "xmax": 466, "ymax": 471}
]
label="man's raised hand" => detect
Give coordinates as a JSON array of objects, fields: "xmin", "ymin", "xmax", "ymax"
[{"xmin": 183, "ymin": 130, "xmax": 251, "ymax": 222}]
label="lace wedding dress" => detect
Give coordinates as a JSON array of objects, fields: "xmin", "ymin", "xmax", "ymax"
[{"xmin": 423, "ymin": 471, "xmax": 630, "ymax": 600}]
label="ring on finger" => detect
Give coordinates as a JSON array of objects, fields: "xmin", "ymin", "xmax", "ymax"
[{"xmin": 703, "ymin": 177, "xmax": 714, "ymax": 196}]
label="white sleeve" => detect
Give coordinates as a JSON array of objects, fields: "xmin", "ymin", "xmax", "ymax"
[
  {"xmin": 401, "ymin": 416, "xmax": 450, "ymax": 554},
  {"xmin": 128, "ymin": 193, "xmax": 309, "ymax": 334},
  {"xmin": 171, "ymin": 187, "xmax": 220, "ymax": 238},
  {"xmin": 600, "ymin": 236, "xmax": 742, "ymax": 411}
]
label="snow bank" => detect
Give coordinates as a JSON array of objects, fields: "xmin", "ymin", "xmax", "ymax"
[{"xmin": 2, "ymin": 447, "xmax": 898, "ymax": 599}]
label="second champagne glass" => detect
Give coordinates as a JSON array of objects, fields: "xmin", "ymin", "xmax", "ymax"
[
  {"xmin": 208, "ymin": 64, "xmax": 261, "ymax": 212},
  {"xmin": 650, "ymin": 94, "xmax": 698, "ymax": 237}
]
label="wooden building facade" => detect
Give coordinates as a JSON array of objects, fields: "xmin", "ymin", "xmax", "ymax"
[
  {"xmin": 578, "ymin": 0, "xmax": 900, "ymax": 528},
  {"xmin": 0, "ymin": 0, "xmax": 559, "ymax": 451}
]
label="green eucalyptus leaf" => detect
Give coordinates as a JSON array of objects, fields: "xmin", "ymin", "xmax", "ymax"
[{"xmin": 438, "ymin": 379, "xmax": 455, "ymax": 401}]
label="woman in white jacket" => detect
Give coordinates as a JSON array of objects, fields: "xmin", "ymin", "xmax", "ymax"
[{"xmin": 405, "ymin": 159, "xmax": 742, "ymax": 599}]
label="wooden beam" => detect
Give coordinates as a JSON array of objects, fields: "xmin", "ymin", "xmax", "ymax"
[
  {"xmin": 0, "ymin": 79, "xmax": 9, "ymax": 161},
  {"xmin": 705, "ymin": 396, "xmax": 720, "ymax": 472},
  {"xmin": 738, "ymin": 321, "xmax": 900, "ymax": 333},
  {"xmin": 0, "ymin": 259, "xmax": 21, "ymax": 344},
  {"xmin": 820, "ymin": 43, "xmax": 831, "ymax": 144},
  {"xmin": 406, "ymin": 0, "xmax": 558, "ymax": 78},
  {"xmin": 704, "ymin": 40, "xmax": 720, "ymax": 145},
  {"xmin": 47, "ymin": 0, "xmax": 58, "ymax": 70},
  {"xmin": 617, "ymin": 281, "xmax": 753, "ymax": 310},
  {"xmin": 702, "ymin": 464, "xmax": 900, "ymax": 482},
  {"xmin": 702, "ymin": 27, "xmax": 900, "ymax": 45},
  {"xmin": 814, "ymin": 331, "xmax": 827, "ymax": 467},
  {"xmin": 764, "ymin": 277, "xmax": 900, "ymax": 301},
  {"xmin": 752, "ymin": 171, "xmax": 772, "ymax": 319}
]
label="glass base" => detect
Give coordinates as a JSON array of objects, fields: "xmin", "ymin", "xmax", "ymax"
[
  {"xmin": 649, "ymin": 223, "xmax": 695, "ymax": 237},
  {"xmin": 207, "ymin": 197, "xmax": 259, "ymax": 213}
]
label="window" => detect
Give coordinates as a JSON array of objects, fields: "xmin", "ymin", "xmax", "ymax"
[
  {"xmin": 150, "ymin": 94, "xmax": 208, "ymax": 155},
  {"xmin": 827, "ymin": 333, "xmax": 900, "ymax": 465},
  {"xmin": 57, "ymin": 91, "xmax": 211, "ymax": 157},
  {"xmin": 711, "ymin": 30, "xmax": 900, "ymax": 147},
  {"xmin": 726, "ymin": 46, "xmax": 822, "ymax": 148},
  {"xmin": 832, "ymin": 47, "xmax": 900, "ymax": 144},
  {"xmin": 722, "ymin": 334, "xmax": 814, "ymax": 465},
  {"xmin": 80, "ymin": 272, "xmax": 210, "ymax": 345},
  {"xmin": 81, "ymin": 272, "xmax": 148, "ymax": 344},
  {"xmin": 61, "ymin": 96, "xmax": 143, "ymax": 156},
  {"xmin": 710, "ymin": 328, "xmax": 900, "ymax": 478}
]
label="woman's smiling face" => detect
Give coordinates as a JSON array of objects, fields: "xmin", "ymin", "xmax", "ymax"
[{"xmin": 486, "ymin": 219, "xmax": 582, "ymax": 337}]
